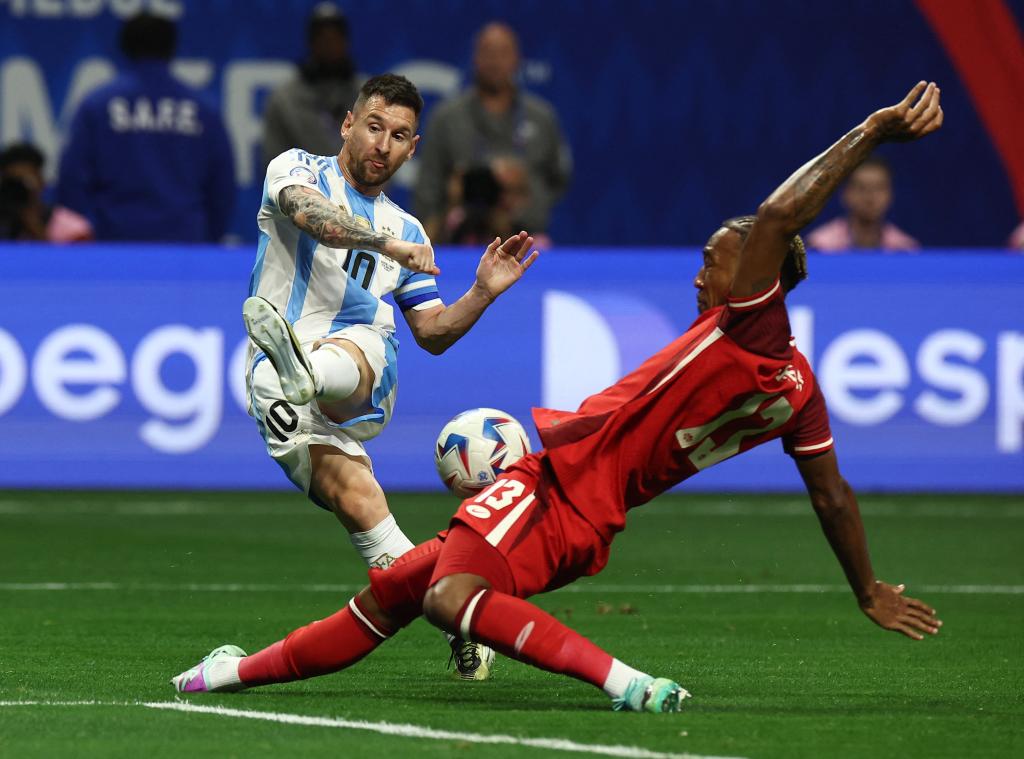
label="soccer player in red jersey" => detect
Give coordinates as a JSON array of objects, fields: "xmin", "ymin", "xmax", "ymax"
[{"xmin": 173, "ymin": 82, "xmax": 945, "ymax": 712}]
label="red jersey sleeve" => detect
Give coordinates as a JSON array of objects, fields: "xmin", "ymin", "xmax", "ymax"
[
  {"xmin": 718, "ymin": 279, "xmax": 792, "ymax": 360},
  {"xmin": 781, "ymin": 377, "xmax": 835, "ymax": 458}
]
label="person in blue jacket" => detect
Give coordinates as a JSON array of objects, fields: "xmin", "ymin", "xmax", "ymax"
[{"xmin": 56, "ymin": 13, "xmax": 234, "ymax": 243}]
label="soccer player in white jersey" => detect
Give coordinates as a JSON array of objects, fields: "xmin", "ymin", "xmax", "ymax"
[{"xmin": 243, "ymin": 74, "xmax": 538, "ymax": 679}]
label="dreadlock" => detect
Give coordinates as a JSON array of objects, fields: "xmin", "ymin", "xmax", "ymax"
[{"xmin": 721, "ymin": 215, "xmax": 808, "ymax": 293}]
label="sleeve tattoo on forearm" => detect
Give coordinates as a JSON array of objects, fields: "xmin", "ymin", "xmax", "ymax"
[
  {"xmin": 279, "ymin": 185, "xmax": 392, "ymax": 250},
  {"xmin": 781, "ymin": 127, "xmax": 873, "ymax": 229}
]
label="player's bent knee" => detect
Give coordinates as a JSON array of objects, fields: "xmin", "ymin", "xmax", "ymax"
[
  {"xmin": 354, "ymin": 586, "xmax": 402, "ymax": 632},
  {"xmin": 423, "ymin": 573, "xmax": 489, "ymax": 632},
  {"xmin": 422, "ymin": 584, "xmax": 459, "ymax": 631},
  {"xmin": 366, "ymin": 542, "xmax": 445, "ymax": 629}
]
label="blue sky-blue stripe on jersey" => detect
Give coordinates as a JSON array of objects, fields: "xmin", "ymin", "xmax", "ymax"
[
  {"xmin": 329, "ymin": 183, "xmax": 380, "ymax": 331},
  {"xmin": 248, "ymin": 179, "xmax": 273, "ymax": 294},
  {"xmin": 285, "ymin": 232, "xmax": 318, "ymax": 323},
  {"xmin": 374, "ymin": 334, "xmax": 399, "ymax": 409},
  {"xmin": 344, "ymin": 183, "xmax": 376, "ymax": 224},
  {"xmin": 331, "ymin": 276, "xmax": 379, "ymax": 330},
  {"xmin": 311, "ymin": 152, "xmax": 333, "ymax": 197},
  {"xmin": 397, "ymin": 291, "xmax": 441, "ymax": 311},
  {"xmin": 394, "ymin": 283, "xmax": 439, "ymax": 305},
  {"xmin": 394, "ymin": 272, "xmax": 439, "ymax": 304},
  {"xmin": 335, "ymin": 333, "xmax": 399, "ymax": 430},
  {"xmin": 401, "ymin": 217, "xmax": 425, "ymax": 243},
  {"xmin": 248, "ymin": 229, "xmax": 272, "ymax": 296},
  {"xmin": 398, "ymin": 272, "xmax": 434, "ymax": 286},
  {"xmin": 331, "ymin": 155, "xmax": 342, "ymax": 177}
]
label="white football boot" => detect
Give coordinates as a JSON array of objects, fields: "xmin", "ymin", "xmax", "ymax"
[{"xmin": 243, "ymin": 296, "xmax": 317, "ymax": 405}]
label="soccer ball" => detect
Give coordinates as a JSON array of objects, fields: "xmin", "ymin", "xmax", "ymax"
[{"xmin": 435, "ymin": 408, "xmax": 532, "ymax": 498}]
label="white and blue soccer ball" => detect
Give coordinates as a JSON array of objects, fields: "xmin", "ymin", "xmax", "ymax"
[{"xmin": 435, "ymin": 408, "xmax": 532, "ymax": 498}]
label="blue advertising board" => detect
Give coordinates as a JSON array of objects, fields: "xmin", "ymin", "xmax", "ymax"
[{"xmin": 0, "ymin": 244, "xmax": 1021, "ymax": 492}]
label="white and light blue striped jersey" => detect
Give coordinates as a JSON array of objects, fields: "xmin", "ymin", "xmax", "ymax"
[{"xmin": 248, "ymin": 149, "xmax": 442, "ymax": 346}]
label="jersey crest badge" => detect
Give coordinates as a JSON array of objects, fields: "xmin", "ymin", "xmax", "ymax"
[
  {"xmin": 288, "ymin": 166, "xmax": 318, "ymax": 185},
  {"xmin": 776, "ymin": 365, "xmax": 805, "ymax": 391}
]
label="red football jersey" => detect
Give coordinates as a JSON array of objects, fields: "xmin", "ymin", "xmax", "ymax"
[{"xmin": 531, "ymin": 280, "xmax": 833, "ymax": 541}]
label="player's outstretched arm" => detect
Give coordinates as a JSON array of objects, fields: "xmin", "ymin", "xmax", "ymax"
[
  {"xmin": 279, "ymin": 185, "xmax": 439, "ymax": 275},
  {"xmin": 795, "ymin": 450, "xmax": 942, "ymax": 640},
  {"xmin": 403, "ymin": 231, "xmax": 538, "ymax": 355},
  {"xmin": 732, "ymin": 81, "xmax": 943, "ymax": 298}
]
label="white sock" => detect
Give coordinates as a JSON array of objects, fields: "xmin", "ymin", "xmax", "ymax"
[
  {"xmin": 205, "ymin": 656, "xmax": 243, "ymax": 691},
  {"xmin": 349, "ymin": 513, "xmax": 415, "ymax": 569},
  {"xmin": 309, "ymin": 344, "xmax": 360, "ymax": 401},
  {"xmin": 602, "ymin": 658, "xmax": 648, "ymax": 699}
]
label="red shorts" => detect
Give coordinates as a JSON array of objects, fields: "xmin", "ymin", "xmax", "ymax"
[{"xmin": 430, "ymin": 452, "xmax": 611, "ymax": 599}]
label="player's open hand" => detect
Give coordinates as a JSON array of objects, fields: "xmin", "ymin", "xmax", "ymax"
[
  {"xmin": 474, "ymin": 231, "xmax": 540, "ymax": 300},
  {"xmin": 866, "ymin": 81, "xmax": 944, "ymax": 143},
  {"xmin": 860, "ymin": 580, "xmax": 942, "ymax": 640},
  {"xmin": 385, "ymin": 238, "xmax": 440, "ymax": 276}
]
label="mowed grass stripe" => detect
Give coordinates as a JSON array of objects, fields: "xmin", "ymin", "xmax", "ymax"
[
  {"xmin": 1, "ymin": 496, "xmax": 1022, "ymax": 518},
  {"xmin": 1, "ymin": 581, "xmax": 1021, "ymax": 594},
  {"xmin": 3, "ymin": 492, "xmax": 1021, "ymax": 758},
  {"xmin": 0, "ymin": 701, "xmax": 746, "ymax": 759}
]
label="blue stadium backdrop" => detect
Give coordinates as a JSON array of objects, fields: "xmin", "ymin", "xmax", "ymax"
[
  {"xmin": 0, "ymin": 245, "xmax": 1021, "ymax": 492},
  {"xmin": 1, "ymin": 0, "xmax": 1023, "ymax": 247}
]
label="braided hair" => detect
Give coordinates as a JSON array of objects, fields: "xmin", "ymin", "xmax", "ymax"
[{"xmin": 721, "ymin": 215, "xmax": 808, "ymax": 293}]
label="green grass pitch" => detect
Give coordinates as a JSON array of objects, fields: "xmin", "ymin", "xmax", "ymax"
[{"xmin": 1, "ymin": 490, "xmax": 1021, "ymax": 758}]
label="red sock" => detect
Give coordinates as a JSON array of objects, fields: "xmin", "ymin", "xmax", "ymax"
[
  {"xmin": 458, "ymin": 589, "xmax": 613, "ymax": 689},
  {"xmin": 238, "ymin": 539, "xmax": 443, "ymax": 687},
  {"xmin": 238, "ymin": 598, "xmax": 389, "ymax": 685}
]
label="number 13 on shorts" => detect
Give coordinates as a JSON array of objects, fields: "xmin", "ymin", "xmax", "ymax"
[{"xmin": 460, "ymin": 479, "xmax": 536, "ymax": 548}]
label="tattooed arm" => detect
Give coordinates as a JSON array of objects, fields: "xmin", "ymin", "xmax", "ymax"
[
  {"xmin": 732, "ymin": 81, "xmax": 943, "ymax": 298},
  {"xmin": 278, "ymin": 185, "xmax": 439, "ymax": 274}
]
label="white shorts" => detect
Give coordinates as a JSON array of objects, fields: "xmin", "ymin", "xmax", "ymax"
[{"xmin": 246, "ymin": 324, "xmax": 399, "ymax": 495}]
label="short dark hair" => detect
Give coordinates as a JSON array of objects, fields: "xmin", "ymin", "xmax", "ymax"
[
  {"xmin": 852, "ymin": 153, "xmax": 891, "ymax": 179},
  {"xmin": 119, "ymin": 13, "xmax": 176, "ymax": 61},
  {"xmin": 0, "ymin": 143, "xmax": 45, "ymax": 172},
  {"xmin": 721, "ymin": 215, "xmax": 808, "ymax": 294},
  {"xmin": 307, "ymin": 1, "xmax": 349, "ymax": 41},
  {"xmin": 354, "ymin": 74, "xmax": 424, "ymax": 118}
]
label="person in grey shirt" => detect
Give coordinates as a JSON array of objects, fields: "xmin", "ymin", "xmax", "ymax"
[
  {"xmin": 260, "ymin": 2, "xmax": 362, "ymax": 169},
  {"xmin": 414, "ymin": 21, "xmax": 572, "ymax": 241}
]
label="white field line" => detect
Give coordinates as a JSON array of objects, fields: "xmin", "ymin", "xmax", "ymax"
[
  {"xmin": 1, "ymin": 499, "xmax": 1022, "ymax": 518},
  {"xmin": 0, "ymin": 700, "xmax": 746, "ymax": 759},
  {"xmin": 0, "ymin": 500, "xmax": 294, "ymax": 516},
  {"xmin": 0, "ymin": 700, "xmax": 112, "ymax": 706},
  {"xmin": 635, "ymin": 501, "xmax": 1024, "ymax": 518},
  {"xmin": 0, "ymin": 581, "xmax": 363, "ymax": 593},
  {"xmin": 0, "ymin": 581, "xmax": 1021, "ymax": 595}
]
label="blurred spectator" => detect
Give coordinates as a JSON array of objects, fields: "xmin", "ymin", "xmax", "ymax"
[
  {"xmin": 1009, "ymin": 221, "xmax": 1024, "ymax": 250},
  {"xmin": 56, "ymin": 12, "xmax": 234, "ymax": 242},
  {"xmin": 414, "ymin": 21, "xmax": 571, "ymax": 241},
  {"xmin": 444, "ymin": 156, "xmax": 552, "ymax": 247},
  {"xmin": 0, "ymin": 143, "xmax": 91, "ymax": 242},
  {"xmin": 261, "ymin": 3, "xmax": 361, "ymax": 168},
  {"xmin": 447, "ymin": 165, "xmax": 505, "ymax": 245},
  {"xmin": 491, "ymin": 155, "xmax": 533, "ymax": 233},
  {"xmin": 806, "ymin": 155, "xmax": 919, "ymax": 252}
]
